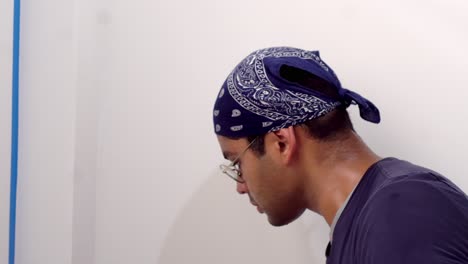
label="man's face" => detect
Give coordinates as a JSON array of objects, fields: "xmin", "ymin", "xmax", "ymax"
[{"xmin": 217, "ymin": 134, "xmax": 306, "ymax": 226}]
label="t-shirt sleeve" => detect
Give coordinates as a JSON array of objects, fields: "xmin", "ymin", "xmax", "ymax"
[{"xmin": 355, "ymin": 178, "xmax": 468, "ymax": 264}]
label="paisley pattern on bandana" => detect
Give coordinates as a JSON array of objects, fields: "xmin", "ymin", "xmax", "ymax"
[
  {"xmin": 226, "ymin": 47, "xmax": 340, "ymax": 132},
  {"xmin": 213, "ymin": 46, "xmax": 380, "ymax": 138}
]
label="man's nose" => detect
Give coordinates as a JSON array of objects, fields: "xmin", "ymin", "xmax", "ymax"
[{"xmin": 236, "ymin": 181, "xmax": 248, "ymax": 194}]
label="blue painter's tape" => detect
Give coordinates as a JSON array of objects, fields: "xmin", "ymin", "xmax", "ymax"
[{"xmin": 10, "ymin": 0, "xmax": 21, "ymax": 263}]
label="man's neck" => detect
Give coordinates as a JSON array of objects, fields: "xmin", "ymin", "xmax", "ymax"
[{"xmin": 301, "ymin": 133, "xmax": 381, "ymax": 226}]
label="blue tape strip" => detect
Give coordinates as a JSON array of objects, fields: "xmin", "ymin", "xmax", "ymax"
[{"xmin": 10, "ymin": 0, "xmax": 21, "ymax": 263}]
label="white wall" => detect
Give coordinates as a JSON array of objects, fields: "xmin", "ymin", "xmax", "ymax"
[
  {"xmin": 72, "ymin": 1, "xmax": 102, "ymax": 263},
  {"xmin": 0, "ymin": 1, "xmax": 13, "ymax": 263},
  {"xmin": 11, "ymin": 0, "xmax": 468, "ymax": 264},
  {"xmin": 15, "ymin": 0, "xmax": 77, "ymax": 263},
  {"xmin": 93, "ymin": 0, "xmax": 468, "ymax": 263}
]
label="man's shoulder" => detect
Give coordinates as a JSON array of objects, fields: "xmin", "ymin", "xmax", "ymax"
[
  {"xmin": 353, "ymin": 170, "xmax": 468, "ymax": 264},
  {"xmin": 357, "ymin": 169, "xmax": 468, "ymax": 239},
  {"xmin": 369, "ymin": 158, "xmax": 465, "ymax": 199},
  {"xmin": 365, "ymin": 170, "xmax": 467, "ymax": 216},
  {"xmin": 352, "ymin": 158, "xmax": 467, "ymax": 232}
]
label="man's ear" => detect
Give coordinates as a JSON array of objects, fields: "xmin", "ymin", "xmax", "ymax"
[{"xmin": 269, "ymin": 126, "xmax": 298, "ymax": 165}]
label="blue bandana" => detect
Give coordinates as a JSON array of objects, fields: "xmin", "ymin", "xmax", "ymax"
[{"xmin": 213, "ymin": 47, "xmax": 380, "ymax": 138}]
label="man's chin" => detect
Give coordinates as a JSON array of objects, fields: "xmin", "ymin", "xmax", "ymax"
[
  {"xmin": 266, "ymin": 214, "xmax": 294, "ymax": 227},
  {"xmin": 266, "ymin": 210, "xmax": 305, "ymax": 227}
]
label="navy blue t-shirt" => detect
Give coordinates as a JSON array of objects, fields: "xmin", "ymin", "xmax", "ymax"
[{"xmin": 327, "ymin": 158, "xmax": 468, "ymax": 264}]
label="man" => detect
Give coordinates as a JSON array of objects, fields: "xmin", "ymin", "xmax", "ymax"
[{"xmin": 212, "ymin": 47, "xmax": 468, "ymax": 263}]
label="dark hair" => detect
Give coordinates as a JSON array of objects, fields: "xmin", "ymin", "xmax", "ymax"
[{"xmin": 242, "ymin": 65, "xmax": 354, "ymax": 156}]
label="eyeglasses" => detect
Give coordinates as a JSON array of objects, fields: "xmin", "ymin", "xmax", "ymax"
[{"xmin": 219, "ymin": 137, "xmax": 258, "ymax": 183}]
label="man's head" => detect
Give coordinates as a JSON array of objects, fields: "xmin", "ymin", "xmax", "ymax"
[{"xmin": 213, "ymin": 47, "xmax": 380, "ymax": 226}]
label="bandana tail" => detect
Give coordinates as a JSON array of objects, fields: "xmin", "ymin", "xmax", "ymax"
[{"xmin": 341, "ymin": 88, "xmax": 381, "ymax": 123}]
